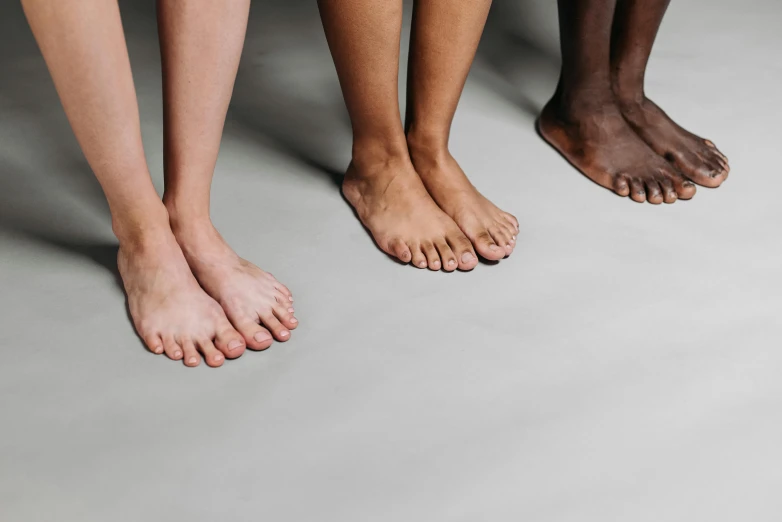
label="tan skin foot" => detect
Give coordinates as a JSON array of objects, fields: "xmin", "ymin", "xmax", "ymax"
[
  {"xmin": 342, "ymin": 153, "xmax": 479, "ymax": 271},
  {"xmin": 117, "ymin": 230, "xmax": 247, "ymax": 368},
  {"xmin": 170, "ymin": 220, "xmax": 297, "ymax": 348},
  {"xmin": 408, "ymin": 141, "xmax": 519, "ymax": 261},
  {"xmin": 617, "ymin": 97, "xmax": 729, "ymax": 188},
  {"xmin": 538, "ymin": 98, "xmax": 697, "ymax": 204}
]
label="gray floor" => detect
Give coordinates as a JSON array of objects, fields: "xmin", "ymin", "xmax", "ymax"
[{"xmin": 1, "ymin": 0, "xmax": 780, "ymax": 520}]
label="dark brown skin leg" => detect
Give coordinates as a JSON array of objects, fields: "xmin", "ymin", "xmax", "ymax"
[
  {"xmin": 611, "ymin": 0, "xmax": 729, "ymax": 187},
  {"xmin": 318, "ymin": 0, "xmax": 478, "ymax": 271},
  {"xmin": 538, "ymin": 0, "xmax": 696, "ymax": 204},
  {"xmin": 405, "ymin": 0, "xmax": 519, "ymax": 261}
]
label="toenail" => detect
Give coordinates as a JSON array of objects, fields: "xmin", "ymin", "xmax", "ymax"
[
  {"xmin": 280, "ymin": 331, "xmax": 290, "ymax": 337},
  {"xmin": 214, "ymin": 354, "xmax": 224, "ymax": 362},
  {"xmin": 188, "ymin": 356, "xmax": 197, "ymax": 364},
  {"xmin": 288, "ymin": 307, "xmax": 295, "ymax": 313},
  {"xmin": 153, "ymin": 346, "xmax": 163, "ymax": 354},
  {"xmin": 228, "ymin": 339, "xmax": 243, "ymax": 351},
  {"xmin": 461, "ymin": 252, "xmax": 475, "ymax": 263},
  {"xmin": 254, "ymin": 332, "xmax": 270, "ymax": 342},
  {"xmin": 448, "ymin": 260, "xmax": 455, "ymax": 266},
  {"xmin": 683, "ymin": 181, "xmax": 694, "ymax": 187},
  {"xmin": 174, "ymin": 350, "xmax": 182, "ymax": 358},
  {"xmin": 419, "ymin": 261, "xmax": 426, "ymax": 268},
  {"xmin": 290, "ymin": 317, "xmax": 298, "ymax": 324},
  {"xmin": 289, "ymin": 296, "xmax": 294, "ymax": 302},
  {"xmin": 489, "ymin": 244, "xmax": 499, "ymax": 251}
]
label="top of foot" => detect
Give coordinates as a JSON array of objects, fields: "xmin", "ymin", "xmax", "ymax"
[{"xmin": 538, "ymin": 98, "xmax": 697, "ymax": 204}]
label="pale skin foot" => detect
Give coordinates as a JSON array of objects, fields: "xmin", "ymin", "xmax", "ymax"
[
  {"xmin": 342, "ymin": 152, "xmax": 479, "ymax": 271},
  {"xmin": 407, "ymin": 139, "xmax": 519, "ymax": 260},
  {"xmin": 118, "ymin": 229, "xmax": 247, "ymax": 368},
  {"xmin": 169, "ymin": 218, "xmax": 297, "ymax": 348},
  {"xmin": 538, "ymin": 97, "xmax": 697, "ymax": 204}
]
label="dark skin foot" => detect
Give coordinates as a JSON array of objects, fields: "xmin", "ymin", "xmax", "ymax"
[
  {"xmin": 342, "ymin": 151, "xmax": 479, "ymax": 271},
  {"xmin": 538, "ymin": 97, "xmax": 697, "ymax": 204},
  {"xmin": 610, "ymin": 0, "xmax": 729, "ymax": 188},
  {"xmin": 616, "ymin": 96, "xmax": 729, "ymax": 188}
]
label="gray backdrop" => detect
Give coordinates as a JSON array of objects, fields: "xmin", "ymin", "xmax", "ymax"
[{"xmin": 1, "ymin": 0, "xmax": 780, "ymax": 520}]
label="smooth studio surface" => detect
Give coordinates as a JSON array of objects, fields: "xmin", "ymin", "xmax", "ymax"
[{"xmin": 1, "ymin": 1, "xmax": 780, "ymax": 520}]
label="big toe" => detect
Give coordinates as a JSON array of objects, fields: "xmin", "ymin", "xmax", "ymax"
[{"xmin": 471, "ymin": 230, "xmax": 505, "ymax": 261}]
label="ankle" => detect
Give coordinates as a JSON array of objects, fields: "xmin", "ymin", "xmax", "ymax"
[
  {"xmin": 351, "ymin": 134, "xmax": 410, "ymax": 172},
  {"xmin": 163, "ymin": 198, "xmax": 212, "ymax": 235},
  {"xmin": 611, "ymin": 71, "xmax": 646, "ymax": 107},
  {"xmin": 547, "ymin": 87, "xmax": 619, "ymax": 122},
  {"xmin": 406, "ymin": 127, "xmax": 451, "ymax": 167},
  {"xmin": 112, "ymin": 204, "xmax": 173, "ymax": 250}
]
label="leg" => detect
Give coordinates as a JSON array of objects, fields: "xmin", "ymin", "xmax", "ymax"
[
  {"xmin": 318, "ymin": 0, "xmax": 477, "ymax": 271},
  {"xmin": 611, "ymin": 0, "xmax": 729, "ymax": 187},
  {"xmin": 21, "ymin": 0, "xmax": 245, "ymax": 366},
  {"xmin": 157, "ymin": 0, "xmax": 295, "ymax": 349},
  {"xmin": 538, "ymin": 0, "xmax": 697, "ymax": 204},
  {"xmin": 405, "ymin": 0, "xmax": 518, "ymax": 261}
]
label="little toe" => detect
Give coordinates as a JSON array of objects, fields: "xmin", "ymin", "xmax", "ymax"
[
  {"xmin": 163, "ymin": 337, "xmax": 183, "ymax": 361},
  {"xmin": 273, "ymin": 305, "xmax": 298, "ymax": 330},
  {"xmin": 198, "ymin": 339, "xmax": 225, "ymax": 368},
  {"xmin": 644, "ymin": 179, "xmax": 664, "ymax": 205},
  {"xmin": 613, "ymin": 174, "xmax": 631, "ymax": 197},
  {"xmin": 503, "ymin": 212, "xmax": 520, "ymax": 233},
  {"xmin": 181, "ymin": 339, "xmax": 201, "ymax": 367},
  {"xmin": 421, "ymin": 241, "xmax": 441, "ymax": 271},
  {"xmin": 472, "ymin": 230, "xmax": 504, "ymax": 261},
  {"xmin": 259, "ymin": 311, "xmax": 291, "ymax": 342},
  {"xmin": 446, "ymin": 236, "xmax": 478, "ymax": 271},
  {"xmin": 144, "ymin": 334, "xmax": 164, "ymax": 355},
  {"xmin": 214, "ymin": 325, "xmax": 247, "ymax": 358},
  {"xmin": 411, "ymin": 246, "xmax": 428, "ymax": 269},
  {"xmin": 390, "ymin": 238, "xmax": 412, "ymax": 264},
  {"xmin": 434, "ymin": 240, "xmax": 458, "ymax": 272},
  {"xmin": 629, "ymin": 179, "xmax": 646, "ymax": 203}
]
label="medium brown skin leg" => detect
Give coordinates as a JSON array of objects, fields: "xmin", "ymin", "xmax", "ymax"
[
  {"xmin": 157, "ymin": 0, "xmax": 296, "ymax": 353},
  {"xmin": 21, "ymin": 0, "xmax": 246, "ymax": 366},
  {"xmin": 538, "ymin": 0, "xmax": 696, "ymax": 204},
  {"xmin": 405, "ymin": 0, "xmax": 519, "ymax": 260},
  {"xmin": 611, "ymin": 0, "xmax": 729, "ymax": 187},
  {"xmin": 317, "ymin": 0, "xmax": 478, "ymax": 271}
]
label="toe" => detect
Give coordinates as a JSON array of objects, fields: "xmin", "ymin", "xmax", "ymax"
[
  {"xmin": 644, "ymin": 179, "xmax": 663, "ymax": 205},
  {"xmin": 410, "ymin": 245, "xmax": 428, "ymax": 269},
  {"xmin": 660, "ymin": 178, "xmax": 678, "ymax": 204},
  {"xmin": 198, "ymin": 339, "xmax": 225, "ymax": 368},
  {"xmin": 446, "ymin": 235, "xmax": 478, "ymax": 271},
  {"xmin": 503, "ymin": 212, "xmax": 520, "ymax": 233},
  {"xmin": 434, "ymin": 239, "xmax": 458, "ymax": 272},
  {"xmin": 489, "ymin": 226, "xmax": 513, "ymax": 255},
  {"xmin": 390, "ymin": 238, "xmax": 412, "ymax": 264},
  {"xmin": 163, "ymin": 337, "xmax": 184, "ymax": 361},
  {"xmin": 613, "ymin": 174, "xmax": 631, "ymax": 197},
  {"xmin": 181, "ymin": 339, "xmax": 201, "ymax": 367},
  {"xmin": 225, "ymin": 310, "xmax": 272, "ymax": 351},
  {"xmin": 143, "ymin": 334, "xmax": 164, "ymax": 355},
  {"xmin": 421, "ymin": 241, "xmax": 441, "ymax": 271},
  {"xmin": 673, "ymin": 178, "xmax": 697, "ymax": 200},
  {"xmin": 259, "ymin": 311, "xmax": 291, "ymax": 342},
  {"xmin": 472, "ymin": 230, "xmax": 504, "ymax": 261},
  {"xmin": 629, "ymin": 178, "xmax": 646, "ymax": 203},
  {"xmin": 273, "ymin": 304, "xmax": 298, "ymax": 330},
  {"xmin": 214, "ymin": 323, "xmax": 247, "ymax": 358}
]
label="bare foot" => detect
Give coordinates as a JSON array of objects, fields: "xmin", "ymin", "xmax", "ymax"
[
  {"xmin": 342, "ymin": 151, "xmax": 478, "ymax": 271},
  {"xmin": 407, "ymin": 140, "xmax": 519, "ymax": 261},
  {"xmin": 170, "ymin": 219, "xmax": 296, "ymax": 349},
  {"xmin": 538, "ymin": 97, "xmax": 697, "ymax": 204},
  {"xmin": 118, "ymin": 229, "xmax": 247, "ymax": 368},
  {"xmin": 617, "ymin": 97, "xmax": 729, "ymax": 188}
]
